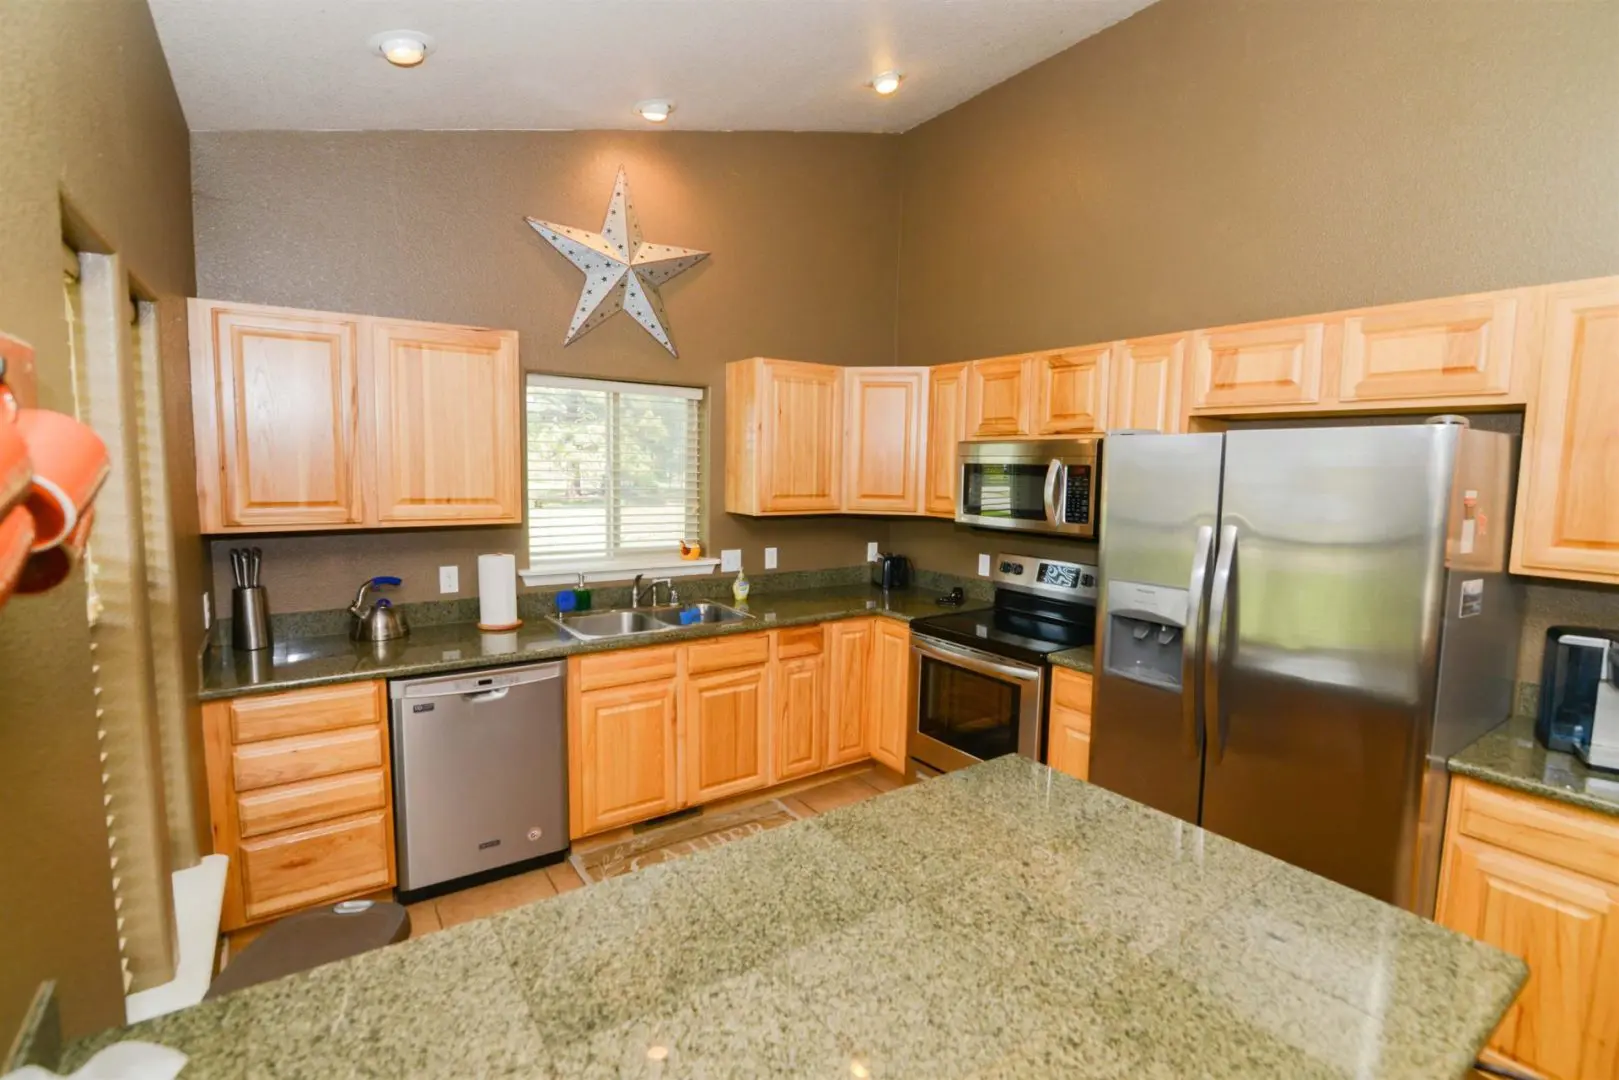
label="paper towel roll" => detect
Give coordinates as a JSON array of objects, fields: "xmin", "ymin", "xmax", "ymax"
[{"xmin": 477, "ymin": 553, "xmax": 521, "ymax": 630}]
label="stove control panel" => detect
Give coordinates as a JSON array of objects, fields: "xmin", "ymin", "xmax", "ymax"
[{"xmin": 991, "ymin": 552, "xmax": 1098, "ymax": 602}]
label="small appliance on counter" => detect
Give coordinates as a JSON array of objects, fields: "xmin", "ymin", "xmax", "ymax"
[
  {"xmin": 228, "ymin": 546, "xmax": 270, "ymax": 651},
  {"xmin": 871, "ymin": 552, "xmax": 912, "ymax": 590},
  {"xmin": 1538, "ymin": 627, "xmax": 1619, "ymax": 771},
  {"xmin": 349, "ymin": 575, "xmax": 409, "ymax": 642}
]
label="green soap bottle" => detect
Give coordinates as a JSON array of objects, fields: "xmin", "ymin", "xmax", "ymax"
[{"xmin": 575, "ymin": 571, "xmax": 592, "ymax": 612}]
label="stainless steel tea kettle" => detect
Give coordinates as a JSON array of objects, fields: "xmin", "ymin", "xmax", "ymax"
[{"xmin": 349, "ymin": 575, "xmax": 410, "ymax": 642}]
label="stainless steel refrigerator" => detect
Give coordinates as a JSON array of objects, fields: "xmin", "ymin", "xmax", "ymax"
[{"xmin": 1091, "ymin": 421, "xmax": 1521, "ymax": 915}]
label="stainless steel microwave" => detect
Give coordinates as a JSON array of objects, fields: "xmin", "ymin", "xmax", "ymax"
[{"xmin": 955, "ymin": 439, "xmax": 1100, "ymax": 538}]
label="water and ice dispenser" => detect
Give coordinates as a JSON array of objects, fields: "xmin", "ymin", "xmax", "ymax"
[{"xmin": 1104, "ymin": 581, "xmax": 1190, "ymax": 691}]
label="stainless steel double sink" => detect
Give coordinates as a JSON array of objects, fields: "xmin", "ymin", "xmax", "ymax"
[{"xmin": 548, "ymin": 602, "xmax": 753, "ymax": 641}]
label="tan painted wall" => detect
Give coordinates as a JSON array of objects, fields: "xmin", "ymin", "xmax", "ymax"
[
  {"xmin": 0, "ymin": 0, "xmax": 199, "ymax": 1042},
  {"xmin": 191, "ymin": 131, "xmax": 902, "ymax": 611},
  {"xmin": 890, "ymin": 0, "xmax": 1619, "ymax": 683}
]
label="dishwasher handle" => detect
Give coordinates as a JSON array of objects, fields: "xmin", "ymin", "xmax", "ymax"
[
  {"xmin": 390, "ymin": 660, "xmax": 564, "ymax": 701},
  {"xmin": 463, "ymin": 687, "xmax": 510, "ymax": 705}
]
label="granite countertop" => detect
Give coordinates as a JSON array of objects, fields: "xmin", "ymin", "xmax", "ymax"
[
  {"xmin": 1050, "ymin": 644, "xmax": 1094, "ymax": 673},
  {"xmin": 64, "ymin": 756, "xmax": 1522, "ymax": 1079},
  {"xmin": 1449, "ymin": 713, "xmax": 1619, "ymax": 818},
  {"xmin": 202, "ymin": 586, "xmax": 956, "ymax": 700}
]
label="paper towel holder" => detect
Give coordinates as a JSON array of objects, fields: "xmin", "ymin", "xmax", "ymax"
[{"xmin": 477, "ymin": 551, "xmax": 524, "ymax": 632}]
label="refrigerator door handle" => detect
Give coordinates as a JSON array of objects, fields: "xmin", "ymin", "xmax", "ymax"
[
  {"xmin": 1204, "ymin": 524, "xmax": 1239, "ymax": 763},
  {"xmin": 1042, "ymin": 459, "xmax": 1065, "ymax": 526},
  {"xmin": 1182, "ymin": 524, "xmax": 1215, "ymax": 758}
]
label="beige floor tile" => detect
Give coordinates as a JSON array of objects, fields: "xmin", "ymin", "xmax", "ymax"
[
  {"xmin": 863, "ymin": 766, "xmax": 907, "ymax": 793},
  {"xmin": 545, "ymin": 861, "xmax": 586, "ymax": 895},
  {"xmin": 435, "ymin": 869, "xmax": 559, "ymax": 929},
  {"xmin": 795, "ymin": 775, "xmax": 884, "ymax": 815},
  {"xmin": 405, "ymin": 901, "xmax": 442, "ymax": 939},
  {"xmin": 779, "ymin": 794, "xmax": 820, "ymax": 819}
]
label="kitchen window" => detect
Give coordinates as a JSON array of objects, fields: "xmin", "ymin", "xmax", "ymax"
[{"xmin": 522, "ymin": 374, "xmax": 709, "ymax": 583}]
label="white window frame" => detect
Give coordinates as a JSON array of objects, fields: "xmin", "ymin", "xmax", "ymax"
[{"xmin": 519, "ymin": 374, "xmax": 715, "ymax": 586}]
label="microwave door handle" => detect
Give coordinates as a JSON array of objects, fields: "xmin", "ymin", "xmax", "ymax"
[
  {"xmin": 1204, "ymin": 525, "xmax": 1238, "ymax": 764},
  {"xmin": 1043, "ymin": 459, "xmax": 1065, "ymax": 525},
  {"xmin": 1182, "ymin": 524, "xmax": 1215, "ymax": 759}
]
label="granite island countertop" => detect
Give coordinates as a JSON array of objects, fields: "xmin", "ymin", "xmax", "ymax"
[
  {"xmin": 202, "ymin": 586, "xmax": 955, "ymax": 700},
  {"xmin": 65, "ymin": 756, "xmax": 1522, "ymax": 1079},
  {"xmin": 1449, "ymin": 713, "xmax": 1619, "ymax": 818}
]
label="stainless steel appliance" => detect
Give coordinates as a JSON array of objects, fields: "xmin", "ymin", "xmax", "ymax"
[
  {"xmin": 1090, "ymin": 421, "xmax": 1522, "ymax": 914},
  {"xmin": 390, "ymin": 662, "xmax": 569, "ymax": 899},
  {"xmin": 1538, "ymin": 629, "xmax": 1619, "ymax": 771},
  {"xmin": 956, "ymin": 439, "xmax": 1100, "ymax": 538},
  {"xmin": 908, "ymin": 553, "xmax": 1097, "ymax": 775},
  {"xmin": 871, "ymin": 552, "xmax": 913, "ymax": 590},
  {"xmin": 350, "ymin": 575, "xmax": 410, "ymax": 642}
]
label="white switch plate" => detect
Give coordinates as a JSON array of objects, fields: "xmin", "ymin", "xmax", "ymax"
[
  {"xmin": 721, "ymin": 548, "xmax": 742, "ymax": 573},
  {"xmin": 764, "ymin": 547, "xmax": 778, "ymax": 570},
  {"xmin": 978, "ymin": 553, "xmax": 992, "ymax": 576},
  {"xmin": 867, "ymin": 541, "xmax": 880, "ymax": 562},
  {"xmin": 439, "ymin": 565, "xmax": 459, "ymax": 593}
]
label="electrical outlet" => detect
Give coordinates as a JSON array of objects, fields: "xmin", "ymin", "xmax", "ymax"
[
  {"xmin": 764, "ymin": 547, "xmax": 778, "ymax": 570},
  {"xmin": 867, "ymin": 541, "xmax": 880, "ymax": 562},
  {"xmin": 721, "ymin": 548, "xmax": 742, "ymax": 573},
  {"xmin": 202, "ymin": 592, "xmax": 213, "ymax": 630},
  {"xmin": 978, "ymin": 553, "xmax": 991, "ymax": 576},
  {"xmin": 439, "ymin": 565, "xmax": 459, "ymax": 594}
]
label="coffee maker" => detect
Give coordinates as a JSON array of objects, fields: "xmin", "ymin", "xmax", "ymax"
[{"xmin": 1537, "ymin": 627, "xmax": 1619, "ymax": 772}]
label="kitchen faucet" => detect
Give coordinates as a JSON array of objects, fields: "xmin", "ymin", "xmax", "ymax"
[{"xmin": 631, "ymin": 574, "xmax": 677, "ymax": 608}]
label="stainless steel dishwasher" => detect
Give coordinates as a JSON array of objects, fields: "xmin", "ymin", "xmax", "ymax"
[{"xmin": 390, "ymin": 662, "xmax": 568, "ymax": 899}]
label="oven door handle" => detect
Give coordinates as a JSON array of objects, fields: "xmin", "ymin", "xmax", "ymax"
[
  {"xmin": 913, "ymin": 638, "xmax": 1043, "ymax": 683},
  {"xmin": 1042, "ymin": 459, "xmax": 1065, "ymax": 526}
]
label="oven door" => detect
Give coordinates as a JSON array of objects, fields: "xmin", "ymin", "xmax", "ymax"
[
  {"xmin": 909, "ymin": 637, "xmax": 1045, "ymax": 773},
  {"xmin": 956, "ymin": 440, "xmax": 1098, "ymax": 537}
]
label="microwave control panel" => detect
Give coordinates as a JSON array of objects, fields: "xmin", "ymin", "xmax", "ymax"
[{"xmin": 1062, "ymin": 465, "xmax": 1093, "ymax": 524}]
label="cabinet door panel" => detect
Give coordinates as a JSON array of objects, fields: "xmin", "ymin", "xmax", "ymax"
[
  {"xmin": 773, "ymin": 652, "xmax": 826, "ymax": 782},
  {"xmin": 1032, "ymin": 346, "xmax": 1109, "ymax": 435},
  {"xmin": 1112, "ymin": 334, "xmax": 1188, "ymax": 434},
  {"xmin": 685, "ymin": 665, "xmax": 769, "ymax": 803},
  {"xmin": 924, "ymin": 362, "xmax": 968, "ymax": 517},
  {"xmin": 1512, "ymin": 277, "xmax": 1619, "ymax": 583},
  {"xmin": 966, "ymin": 357, "xmax": 1031, "ymax": 438},
  {"xmin": 367, "ymin": 321, "xmax": 521, "ymax": 524},
  {"xmin": 1191, "ymin": 319, "xmax": 1328, "ymax": 411},
  {"xmin": 572, "ymin": 678, "xmax": 680, "ymax": 837},
  {"xmin": 239, "ymin": 810, "xmax": 392, "ymax": 923},
  {"xmin": 760, "ymin": 360, "xmax": 843, "ymax": 513},
  {"xmin": 867, "ymin": 620, "xmax": 911, "ymax": 772},
  {"xmin": 825, "ymin": 619, "xmax": 874, "ymax": 766},
  {"xmin": 1046, "ymin": 669, "xmax": 1093, "ymax": 782},
  {"xmin": 845, "ymin": 368, "xmax": 927, "ymax": 514},
  {"xmin": 200, "ymin": 304, "xmax": 362, "ymax": 529},
  {"xmin": 1339, "ymin": 291, "xmax": 1526, "ymax": 404}
]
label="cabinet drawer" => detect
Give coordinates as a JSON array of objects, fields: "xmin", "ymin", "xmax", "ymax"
[
  {"xmin": 1051, "ymin": 668, "xmax": 1093, "ymax": 724},
  {"xmin": 236, "ymin": 768, "xmax": 388, "ymax": 839},
  {"xmin": 575, "ymin": 645, "xmax": 680, "ymax": 692},
  {"xmin": 685, "ymin": 632, "xmax": 770, "ymax": 675},
  {"xmin": 775, "ymin": 625, "xmax": 825, "ymax": 659},
  {"xmin": 232, "ymin": 725, "xmax": 385, "ymax": 793},
  {"xmin": 229, "ymin": 681, "xmax": 380, "ymax": 744},
  {"xmin": 1452, "ymin": 777, "xmax": 1619, "ymax": 886},
  {"xmin": 239, "ymin": 810, "xmax": 392, "ymax": 923}
]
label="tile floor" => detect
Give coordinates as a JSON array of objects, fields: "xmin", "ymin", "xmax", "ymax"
[{"xmin": 404, "ymin": 766, "xmax": 902, "ymax": 939}]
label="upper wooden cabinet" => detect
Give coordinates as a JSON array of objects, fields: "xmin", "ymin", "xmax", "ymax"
[
  {"xmin": 725, "ymin": 357, "xmax": 843, "ymax": 515},
  {"xmin": 843, "ymin": 367, "xmax": 928, "ymax": 515},
  {"xmin": 1111, "ymin": 334, "xmax": 1188, "ymax": 434},
  {"xmin": 1337, "ymin": 289, "xmax": 1533, "ymax": 406},
  {"xmin": 966, "ymin": 355, "xmax": 1034, "ymax": 438},
  {"xmin": 189, "ymin": 299, "xmax": 521, "ymax": 533},
  {"xmin": 868, "ymin": 619, "xmax": 911, "ymax": 773},
  {"xmin": 366, "ymin": 320, "xmax": 522, "ymax": 525},
  {"xmin": 1190, "ymin": 316, "xmax": 1332, "ymax": 413},
  {"xmin": 190, "ymin": 302, "xmax": 363, "ymax": 530},
  {"xmin": 1031, "ymin": 346, "xmax": 1110, "ymax": 436},
  {"xmin": 1512, "ymin": 277, "xmax": 1619, "ymax": 585},
  {"xmin": 924, "ymin": 362, "xmax": 968, "ymax": 518}
]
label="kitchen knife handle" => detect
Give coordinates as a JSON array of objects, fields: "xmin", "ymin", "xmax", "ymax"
[
  {"xmin": 1204, "ymin": 525, "xmax": 1238, "ymax": 764},
  {"xmin": 1183, "ymin": 524, "xmax": 1215, "ymax": 759}
]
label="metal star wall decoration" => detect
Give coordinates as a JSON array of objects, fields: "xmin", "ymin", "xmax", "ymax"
[{"xmin": 525, "ymin": 168, "xmax": 708, "ymax": 356}]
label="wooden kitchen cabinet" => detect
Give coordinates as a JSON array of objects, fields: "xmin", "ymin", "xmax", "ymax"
[
  {"xmin": 771, "ymin": 628, "xmax": 826, "ymax": 783},
  {"xmin": 1030, "ymin": 346, "xmax": 1110, "ymax": 436},
  {"xmin": 843, "ymin": 367, "xmax": 928, "ymax": 515},
  {"xmin": 366, "ymin": 319, "xmax": 522, "ymax": 524},
  {"xmin": 1436, "ymin": 777, "xmax": 1619, "ymax": 1080},
  {"xmin": 190, "ymin": 300, "xmax": 363, "ymax": 531},
  {"xmin": 966, "ymin": 355, "xmax": 1033, "ymax": 438},
  {"xmin": 867, "ymin": 619, "xmax": 911, "ymax": 772},
  {"xmin": 1189, "ymin": 316, "xmax": 1333, "ymax": 413},
  {"xmin": 825, "ymin": 618, "xmax": 875, "ymax": 766},
  {"xmin": 568, "ymin": 672, "xmax": 681, "ymax": 839},
  {"xmin": 1111, "ymin": 333, "xmax": 1189, "ymax": 434},
  {"xmin": 924, "ymin": 362, "xmax": 969, "ymax": 517},
  {"xmin": 1045, "ymin": 668, "xmax": 1093, "ymax": 782},
  {"xmin": 201, "ymin": 681, "xmax": 394, "ymax": 931},
  {"xmin": 1337, "ymin": 289, "xmax": 1533, "ymax": 407},
  {"xmin": 683, "ymin": 634, "xmax": 770, "ymax": 804},
  {"xmin": 1511, "ymin": 276, "xmax": 1619, "ymax": 585},
  {"xmin": 725, "ymin": 357, "xmax": 844, "ymax": 515}
]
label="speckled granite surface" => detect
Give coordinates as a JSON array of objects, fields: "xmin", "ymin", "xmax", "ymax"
[
  {"xmin": 64, "ymin": 757, "xmax": 1522, "ymax": 1079},
  {"xmin": 201, "ymin": 586, "xmax": 957, "ymax": 700},
  {"xmin": 1449, "ymin": 713, "xmax": 1619, "ymax": 818},
  {"xmin": 1050, "ymin": 644, "xmax": 1094, "ymax": 673}
]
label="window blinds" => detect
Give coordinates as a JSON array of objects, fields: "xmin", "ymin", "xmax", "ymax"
[{"xmin": 526, "ymin": 375, "xmax": 703, "ymax": 564}]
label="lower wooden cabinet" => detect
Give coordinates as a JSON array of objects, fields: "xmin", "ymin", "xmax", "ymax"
[
  {"xmin": 568, "ymin": 675, "xmax": 681, "ymax": 839},
  {"xmin": 684, "ymin": 663, "xmax": 769, "ymax": 804},
  {"xmin": 826, "ymin": 619, "xmax": 875, "ymax": 766},
  {"xmin": 1045, "ymin": 668, "xmax": 1093, "ymax": 782},
  {"xmin": 1435, "ymin": 777, "xmax": 1619, "ymax": 1080},
  {"xmin": 868, "ymin": 620, "xmax": 911, "ymax": 772},
  {"xmin": 202, "ymin": 681, "xmax": 395, "ymax": 931}
]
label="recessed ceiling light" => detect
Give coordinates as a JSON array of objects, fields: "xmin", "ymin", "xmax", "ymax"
[
  {"xmin": 870, "ymin": 70, "xmax": 904, "ymax": 96},
  {"xmin": 634, "ymin": 99, "xmax": 675, "ymax": 123},
  {"xmin": 370, "ymin": 30, "xmax": 434, "ymax": 68}
]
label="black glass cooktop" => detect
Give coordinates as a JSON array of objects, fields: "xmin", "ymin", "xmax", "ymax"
[{"xmin": 911, "ymin": 591, "xmax": 1096, "ymax": 664}]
